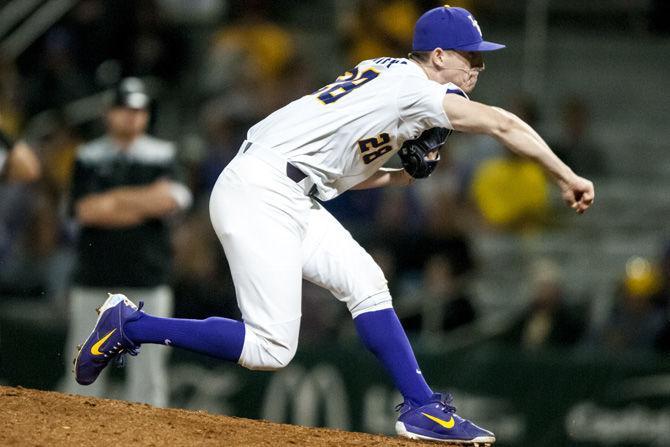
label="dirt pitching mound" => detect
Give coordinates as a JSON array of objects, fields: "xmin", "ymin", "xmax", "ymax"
[{"xmin": 0, "ymin": 386, "xmax": 450, "ymax": 446}]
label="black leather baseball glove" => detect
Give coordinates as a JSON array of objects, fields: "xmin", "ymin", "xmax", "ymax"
[{"xmin": 398, "ymin": 127, "xmax": 451, "ymax": 179}]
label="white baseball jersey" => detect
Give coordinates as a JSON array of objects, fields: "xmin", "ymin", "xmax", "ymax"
[
  {"xmin": 211, "ymin": 57, "xmax": 469, "ymax": 370},
  {"xmin": 247, "ymin": 57, "xmax": 468, "ymax": 201}
]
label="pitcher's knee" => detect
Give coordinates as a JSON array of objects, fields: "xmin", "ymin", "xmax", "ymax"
[
  {"xmin": 237, "ymin": 324, "xmax": 299, "ymax": 371},
  {"xmin": 241, "ymin": 340, "xmax": 297, "ymax": 371},
  {"xmin": 258, "ymin": 344, "xmax": 297, "ymax": 371}
]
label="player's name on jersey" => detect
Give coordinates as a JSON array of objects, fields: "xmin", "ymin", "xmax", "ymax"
[{"xmin": 372, "ymin": 57, "xmax": 408, "ymax": 68}]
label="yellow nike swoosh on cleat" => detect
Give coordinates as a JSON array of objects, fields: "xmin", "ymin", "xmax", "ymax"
[
  {"xmin": 90, "ymin": 329, "xmax": 117, "ymax": 355},
  {"xmin": 421, "ymin": 412, "xmax": 455, "ymax": 429}
]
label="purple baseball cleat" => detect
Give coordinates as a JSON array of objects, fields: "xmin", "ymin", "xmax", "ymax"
[
  {"xmin": 395, "ymin": 393, "xmax": 495, "ymax": 445},
  {"xmin": 74, "ymin": 293, "xmax": 143, "ymax": 385}
]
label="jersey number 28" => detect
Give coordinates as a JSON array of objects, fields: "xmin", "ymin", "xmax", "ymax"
[
  {"xmin": 314, "ymin": 68, "xmax": 379, "ymax": 104},
  {"xmin": 358, "ymin": 133, "xmax": 392, "ymax": 164}
]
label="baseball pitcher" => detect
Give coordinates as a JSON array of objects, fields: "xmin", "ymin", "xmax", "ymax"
[{"xmin": 73, "ymin": 7, "xmax": 594, "ymax": 444}]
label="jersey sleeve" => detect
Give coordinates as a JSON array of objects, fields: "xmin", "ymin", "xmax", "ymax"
[
  {"xmin": 397, "ymin": 77, "xmax": 451, "ymax": 129},
  {"xmin": 397, "ymin": 78, "xmax": 469, "ymax": 131}
]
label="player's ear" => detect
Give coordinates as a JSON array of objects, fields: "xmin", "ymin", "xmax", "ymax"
[{"xmin": 431, "ymin": 48, "xmax": 447, "ymax": 68}]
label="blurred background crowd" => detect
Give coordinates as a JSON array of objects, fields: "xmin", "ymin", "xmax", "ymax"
[{"xmin": 1, "ymin": 0, "xmax": 670, "ymax": 407}]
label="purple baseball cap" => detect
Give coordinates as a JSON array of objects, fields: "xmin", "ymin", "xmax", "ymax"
[{"xmin": 413, "ymin": 6, "xmax": 505, "ymax": 52}]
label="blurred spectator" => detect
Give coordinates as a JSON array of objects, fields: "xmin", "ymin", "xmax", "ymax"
[
  {"xmin": 508, "ymin": 259, "xmax": 586, "ymax": 350},
  {"xmin": 0, "ymin": 124, "xmax": 43, "ymax": 283},
  {"xmin": 1, "ymin": 60, "xmax": 40, "ymax": 182},
  {"xmin": 551, "ymin": 95, "xmax": 606, "ymax": 178},
  {"xmin": 470, "ymin": 154, "xmax": 550, "ymax": 231},
  {"xmin": 399, "ymin": 254, "xmax": 477, "ymax": 337},
  {"xmin": 201, "ymin": 1, "xmax": 296, "ymax": 96},
  {"xmin": 38, "ymin": 121, "xmax": 82, "ymax": 196},
  {"xmin": 468, "ymin": 94, "xmax": 551, "ymax": 231},
  {"xmin": 0, "ymin": 131, "xmax": 41, "ymax": 184},
  {"xmin": 339, "ymin": 0, "xmax": 419, "ymax": 65},
  {"xmin": 191, "ymin": 54, "xmax": 319, "ymax": 198},
  {"xmin": 60, "ymin": 78, "xmax": 192, "ymax": 406},
  {"xmin": 0, "ymin": 133, "xmax": 35, "ymax": 278},
  {"xmin": 596, "ymin": 256, "xmax": 665, "ymax": 352},
  {"xmin": 0, "ymin": 185, "xmax": 73, "ymax": 301},
  {"xmin": 195, "ymin": 0, "xmax": 317, "ymax": 169},
  {"xmin": 361, "ymin": 185, "xmax": 477, "ymax": 335},
  {"xmin": 368, "ymin": 185, "xmax": 475, "ymax": 293}
]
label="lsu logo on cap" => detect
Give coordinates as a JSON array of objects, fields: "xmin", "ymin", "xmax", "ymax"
[
  {"xmin": 444, "ymin": 5, "xmax": 483, "ymax": 38},
  {"xmin": 468, "ymin": 14, "xmax": 482, "ymax": 37}
]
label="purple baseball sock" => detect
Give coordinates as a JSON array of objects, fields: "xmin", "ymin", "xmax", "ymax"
[
  {"xmin": 125, "ymin": 314, "xmax": 245, "ymax": 362},
  {"xmin": 354, "ymin": 308, "xmax": 433, "ymax": 407}
]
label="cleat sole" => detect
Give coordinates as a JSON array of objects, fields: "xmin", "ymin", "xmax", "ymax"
[{"xmin": 395, "ymin": 422, "xmax": 495, "ymax": 445}]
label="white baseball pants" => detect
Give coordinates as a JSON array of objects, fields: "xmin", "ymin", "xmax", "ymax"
[{"xmin": 209, "ymin": 142, "xmax": 392, "ymax": 370}]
